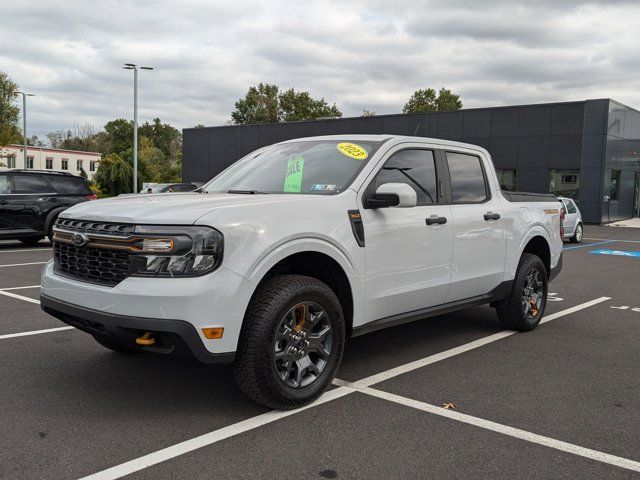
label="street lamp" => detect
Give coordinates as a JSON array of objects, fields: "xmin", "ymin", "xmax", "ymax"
[
  {"xmin": 16, "ymin": 91, "xmax": 35, "ymax": 168},
  {"xmin": 122, "ymin": 63, "xmax": 153, "ymax": 193}
]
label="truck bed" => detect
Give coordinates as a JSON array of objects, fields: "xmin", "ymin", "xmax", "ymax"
[{"xmin": 501, "ymin": 191, "xmax": 558, "ymax": 203}]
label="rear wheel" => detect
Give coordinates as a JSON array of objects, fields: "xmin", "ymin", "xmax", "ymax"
[
  {"xmin": 495, "ymin": 253, "xmax": 548, "ymax": 331},
  {"xmin": 93, "ymin": 334, "xmax": 140, "ymax": 354},
  {"xmin": 233, "ymin": 275, "xmax": 345, "ymax": 410},
  {"xmin": 571, "ymin": 223, "xmax": 583, "ymax": 243},
  {"xmin": 18, "ymin": 236, "xmax": 44, "ymax": 246}
]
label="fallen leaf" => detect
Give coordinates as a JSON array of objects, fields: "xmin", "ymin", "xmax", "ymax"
[{"xmin": 442, "ymin": 402, "xmax": 456, "ymax": 410}]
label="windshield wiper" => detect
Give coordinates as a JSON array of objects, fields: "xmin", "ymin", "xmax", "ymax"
[{"xmin": 227, "ymin": 189, "xmax": 269, "ymax": 194}]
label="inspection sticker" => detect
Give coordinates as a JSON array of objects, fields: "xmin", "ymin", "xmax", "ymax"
[
  {"xmin": 590, "ymin": 249, "xmax": 640, "ymax": 258},
  {"xmin": 337, "ymin": 142, "xmax": 368, "ymax": 160}
]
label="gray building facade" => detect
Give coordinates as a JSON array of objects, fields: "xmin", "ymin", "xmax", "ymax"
[{"xmin": 183, "ymin": 98, "xmax": 640, "ymax": 224}]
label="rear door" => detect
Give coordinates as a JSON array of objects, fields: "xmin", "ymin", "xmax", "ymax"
[
  {"xmin": 0, "ymin": 173, "xmax": 12, "ymax": 236},
  {"xmin": 10, "ymin": 173, "xmax": 55, "ymax": 234},
  {"xmin": 444, "ymin": 150, "xmax": 507, "ymax": 302},
  {"xmin": 360, "ymin": 144, "xmax": 453, "ymax": 323}
]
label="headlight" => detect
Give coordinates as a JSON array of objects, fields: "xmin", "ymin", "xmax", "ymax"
[{"xmin": 129, "ymin": 225, "xmax": 223, "ymax": 277}]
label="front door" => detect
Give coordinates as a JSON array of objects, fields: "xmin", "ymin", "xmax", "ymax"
[
  {"xmin": 360, "ymin": 146, "xmax": 453, "ymax": 324},
  {"xmin": 444, "ymin": 150, "xmax": 507, "ymax": 302}
]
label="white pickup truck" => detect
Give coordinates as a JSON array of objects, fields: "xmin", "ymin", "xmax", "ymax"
[{"xmin": 41, "ymin": 135, "xmax": 563, "ymax": 409}]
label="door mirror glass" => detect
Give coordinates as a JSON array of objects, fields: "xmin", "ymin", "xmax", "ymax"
[{"xmin": 365, "ymin": 182, "xmax": 417, "ymax": 208}]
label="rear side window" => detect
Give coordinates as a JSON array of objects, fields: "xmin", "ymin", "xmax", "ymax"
[
  {"xmin": 12, "ymin": 174, "xmax": 53, "ymax": 194},
  {"xmin": 372, "ymin": 149, "xmax": 437, "ymax": 205},
  {"xmin": 0, "ymin": 175, "xmax": 8, "ymax": 194},
  {"xmin": 446, "ymin": 152, "xmax": 488, "ymax": 203},
  {"xmin": 566, "ymin": 199, "xmax": 577, "ymax": 214},
  {"xmin": 46, "ymin": 176, "xmax": 91, "ymax": 194}
]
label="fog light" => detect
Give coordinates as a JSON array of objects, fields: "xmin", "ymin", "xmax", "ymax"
[{"xmin": 202, "ymin": 327, "xmax": 224, "ymax": 339}]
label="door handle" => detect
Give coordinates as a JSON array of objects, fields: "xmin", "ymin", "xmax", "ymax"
[
  {"xmin": 484, "ymin": 212, "xmax": 501, "ymax": 221},
  {"xmin": 426, "ymin": 215, "xmax": 447, "ymax": 225}
]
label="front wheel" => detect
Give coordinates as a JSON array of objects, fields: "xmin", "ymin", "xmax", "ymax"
[
  {"xmin": 233, "ymin": 275, "xmax": 345, "ymax": 410},
  {"xmin": 571, "ymin": 223, "xmax": 583, "ymax": 243},
  {"xmin": 495, "ymin": 253, "xmax": 548, "ymax": 331}
]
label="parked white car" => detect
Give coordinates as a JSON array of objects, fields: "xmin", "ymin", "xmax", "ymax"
[
  {"xmin": 558, "ymin": 196, "xmax": 583, "ymax": 243},
  {"xmin": 40, "ymin": 135, "xmax": 563, "ymax": 409}
]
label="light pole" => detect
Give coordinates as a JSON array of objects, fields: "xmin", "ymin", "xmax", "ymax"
[
  {"xmin": 16, "ymin": 91, "xmax": 35, "ymax": 168},
  {"xmin": 122, "ymin": 63, "xmax": 153, "ymax": 193}
]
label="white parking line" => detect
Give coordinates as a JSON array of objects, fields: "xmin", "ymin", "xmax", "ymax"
[
  {"xmin": 0, "ymin": 261, "xmax": 47, "ymax": 268},
  {"xmin": 78, "ymin": 297, "xmax": 612, "ymax": 480},
  {"xmin": 0, "ymin": 248, "xmax": 51, "ymax": 254},
  {"xmin": 0, "ymin": 326, "xmax": 74, "ymax": 340},
  {"xmin": 360, "ymin": 386, "xmax": 640, "ymax": 474},
  {"xmin": 0, "ymin": 290, "xmax": 41, "ymax": 304},
  {"xmin": 0, "ymin": 285, "xmax": 41, "ymax": 291}
]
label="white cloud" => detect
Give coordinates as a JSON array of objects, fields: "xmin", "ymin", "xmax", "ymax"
[{"xmin": 1, "ymin": 0, "xmax": 640, "ymax": 140}]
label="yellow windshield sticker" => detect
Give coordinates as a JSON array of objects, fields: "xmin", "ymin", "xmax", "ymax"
[
  {"xmin": 284, "ymin": 156, "xmax": 304, "ymax": 192},
  {"xmin": 337, "ymin": 142, "xmax": 368, "ymax": 160}
]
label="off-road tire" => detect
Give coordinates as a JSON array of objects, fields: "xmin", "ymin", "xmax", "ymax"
[
  {"xmin": 93, "ymin": 334, "xmax": 140, "ymax": 354},
  {"xmin": 233, "ymin": 274, "xmax": 345, "ymax": 410},
  {"xmin": 495, "ymin": 253, "xmax": 548, "ymax": 331}
]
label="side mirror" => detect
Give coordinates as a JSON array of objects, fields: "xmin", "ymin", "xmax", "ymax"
[{"xmin": 364, "ymin": 183, "xmax": 417, "ymax": 209}]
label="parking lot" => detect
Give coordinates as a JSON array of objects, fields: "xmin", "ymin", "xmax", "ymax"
[{"xmin": 1, "ymin": 224, "xmax": 639, "ymax": 480}]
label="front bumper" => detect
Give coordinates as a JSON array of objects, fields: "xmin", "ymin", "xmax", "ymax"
[
  {"xmin": 40, "ymin": 260, "xmax": 255, "ymax": 356},
  {"xmin": 41, "ymin": 294, "xmax": 234, "ymax": 364}
]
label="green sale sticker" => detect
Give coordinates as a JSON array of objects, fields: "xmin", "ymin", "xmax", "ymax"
[{"xmin": 284, "ymin": 156, "xmax": 304, "ymax": 192}]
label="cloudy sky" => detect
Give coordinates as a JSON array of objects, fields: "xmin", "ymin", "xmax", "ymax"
[{"xmin": 2, "ymin": 0, "xmax": 640, "ymax": 141}]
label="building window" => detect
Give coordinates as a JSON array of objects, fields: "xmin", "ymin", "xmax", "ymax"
[
  {"xmin": 27, "ymin": 156, "xmax": 34, "ymax": 169},
  {"xmin": 90, "ymin": 161, "xmax": 96, "ymax": 172},
  {"xmin": 7, "ymin": 155, "xmax": 16, "ymax": 168},
  {"xmin": 61, "ymin": 159, "xmax": 68, "ymax": 170},
  {"xmin": 496, "ymin": 169, "xmax": 516, "ymax": 191},
  {"xmin": 609, "ymin": 170, "xmax": 621, "ymax": 201},
  {"xmin": 76, "ymin": 159, "xmax": 83, "ymax": 171},
  {"xmin": 46, "ymin": 157, "xmax": 53, "ymax": 169},
  {"xmin": 549, "ymin": 169, "xmax": 580, "ymax": 199}
]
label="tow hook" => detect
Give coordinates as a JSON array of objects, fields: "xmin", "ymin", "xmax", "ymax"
[{"xmin": 136, "ymin": 332, "xmax": 156, "ymax": 346}]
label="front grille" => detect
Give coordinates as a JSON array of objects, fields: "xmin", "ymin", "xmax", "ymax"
[
  {"xmin": 53, "ymin": 219, "xmax": 134, "ymax": 286},
  {"xmin": 55, "ymin": 218, "xmax": 134, "ymax": 237},
  {"xmin": 54, "ymin": 243, "xmax": 131, "ymax": 286}
]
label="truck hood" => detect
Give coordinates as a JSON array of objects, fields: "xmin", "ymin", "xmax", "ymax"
[{"xmin": 60, "ymin": 192, "xmax": 321, "ymax": 225}]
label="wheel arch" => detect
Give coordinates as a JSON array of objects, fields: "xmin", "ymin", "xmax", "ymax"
[
  {"xmin": 246, "ymin": 248, "xmax": 357, "ymax": 336},
  {"xmin": 44, "ymin": 207, "xmax": 66, "ymax": 237},
  {"xmin": 521, "ymin": 235, "xmax": 551, "ymax": 277}
]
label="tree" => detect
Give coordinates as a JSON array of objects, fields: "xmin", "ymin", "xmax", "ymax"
[
  {"xmin": 103, "ymin": 118, "xmax": 134, "ymax": 155},
  {"xmin": 231, "ymin": 83, "xmax": 342, "ymax": 124},
  {"xmin": 402, "ymin": 87, "xmax": 463, "ymax": 114},
  {"xmin": 361, "ymin": 109, "xmax": 376, "ymax": 117},
  {"xmin": 278, "ymin": 88, "xmax": 341, "ymax": 122},
  {"xmin": 138, "ymin": 118, "xmax": 182, "ymax": 160},
  {"xmin": 0, "ymin": 71, "xmax": 22, "ymax": 146},
  {"xmin": 231, "ymin": 83, "xmax": 280, "ymax": 125},
  {"xmin": 94, "ymin": 153, "xmax": 133, "ymax": 196}
]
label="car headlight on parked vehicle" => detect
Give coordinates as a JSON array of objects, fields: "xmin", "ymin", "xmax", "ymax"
[{"xmin": 129, "ymin": 225, "xmax": 223, "ymax": 277}]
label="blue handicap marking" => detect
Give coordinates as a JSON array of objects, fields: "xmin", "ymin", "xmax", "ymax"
[{"xmin": 590, "ymin": 249, "xmax": 640, "ymax": 258}]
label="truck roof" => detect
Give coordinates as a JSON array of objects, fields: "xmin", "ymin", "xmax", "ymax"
[{"xmin": 278, "ymin": 134, "xmax": 490, "ymax": 155}]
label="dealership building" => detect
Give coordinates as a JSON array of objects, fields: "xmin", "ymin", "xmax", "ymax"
[{"xmin": 183, "ymin": 98, "xmax": 640, "ymax": 224}]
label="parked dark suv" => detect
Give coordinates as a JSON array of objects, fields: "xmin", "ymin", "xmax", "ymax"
[{"xmin": 0, "ymin": 170, "xmax": 96, "ymax": 245}]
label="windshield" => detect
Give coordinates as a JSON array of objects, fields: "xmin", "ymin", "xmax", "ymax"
[{"xmin": 202, "ymin": 139, "xmax": 386, "ymax": 194}]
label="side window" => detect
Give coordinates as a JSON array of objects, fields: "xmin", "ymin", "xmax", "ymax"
[
  {"xmin": 372, "ymin": 149, "xmax": 437, "ymax": 206},
  {"xmin": 0, "ymin": 175, "xmax": 8, "ymax": 194},
  {"xmin": 566, "ymin": 200, "xmax": 577, "ymax": 214},
  {"xmin": 12, "ymin": 174, "xmax": 53, "ymax": 194},
  {"xmin": 446, "ymin": 152, "xmax": 488, "ymax": 203}
]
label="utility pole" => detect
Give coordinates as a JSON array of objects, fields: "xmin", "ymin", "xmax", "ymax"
[
  {"xmin": 122, "ymin": 64, "xmax": 153, "ymax": 193},
  {"xmin": 16, "ymin": 91, "xmax": 35, "ymax": 168}
]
